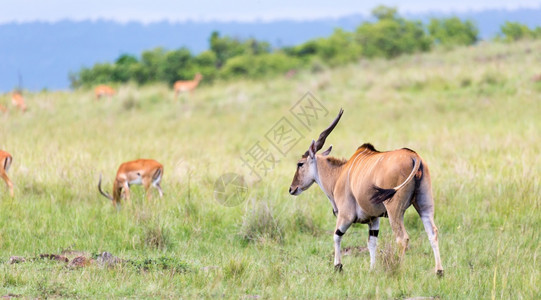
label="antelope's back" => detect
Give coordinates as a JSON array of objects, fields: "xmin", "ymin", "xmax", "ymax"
[{"xmin": 347, "ymin": 145, "xmax": 420, "ymax": 203}]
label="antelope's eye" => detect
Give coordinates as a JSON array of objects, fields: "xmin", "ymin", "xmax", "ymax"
[{"xmin": 297, "ymin": 162, "xmax": 304, "ymax": 168}]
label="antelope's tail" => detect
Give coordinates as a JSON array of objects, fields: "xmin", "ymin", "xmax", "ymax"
[
  {"xmin": 371, "ymin": 157, "xmax": 422, "ymax": 204},
  {"xmin": 98, "ymin": 173, "xmax": 113, "ymax": 201},
  {"xmin": 152, "ymin": 167, "xmax": 163, "ymax": 181},
  {"xmin": 3, "ymin": 155, "xmax": 12, "ymax": 172}
]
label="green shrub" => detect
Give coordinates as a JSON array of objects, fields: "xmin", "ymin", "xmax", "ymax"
[
  {"xmin": 220, "ymin": 52, "xmax": 301, "ymax": 79},
  {"xmin": 355, "ymin": 6, "xmax": 431, "ymax": 58},
  {"xmin": 499, "ymin": 21, "xmax": 534, "ymax": 42},
  {"xmin": 428, "ymin": 17, "xmax": 479, "ymax": 48}
]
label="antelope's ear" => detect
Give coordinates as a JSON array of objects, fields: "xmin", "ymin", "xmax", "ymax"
[
  {"xmin": 308, "ymin": 140, "xmax": 317, "ymax": 159},
  {"xmin": 321, "ymin": 145, "xmax": 333, "ymax": 156}
]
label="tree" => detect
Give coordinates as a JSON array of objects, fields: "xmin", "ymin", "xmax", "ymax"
[
  {"xmin": 210, "ymin": 31, "xmax": 246, "ymax": 68},
  {"xmin": 371, "ymin": 5, "xmax": 398, "ymax": 20},
  {"xmin": 499, "ymin": 21, "xmax": 533, "ymax": 42},
  {"xmin": 220, "ymin": 53, "xmax": 301, "ymax": 79},
  {"xmin": 141, "ymin": 48, "xmax": 167, "ymax": 83},
  {"xmin": 194, "ymin": 50, "xmax": 218, "ymax": 83},
  {"xmin": 161, "ymin": 48, "xmax": 194, "ymax": 85},
  {"xmin": 356, "ymin": 6, "xmax": 431, "ymax": 58},
  {"xmin": 112, "ymin": 54, "xmax": 139, "ymax": 83},
  {"xmin": 428, "ymin": 17, "xmax": 478, "ymax": 48}
]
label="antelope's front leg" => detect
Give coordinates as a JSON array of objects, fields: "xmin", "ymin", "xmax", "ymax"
[
  {"xmin": 333, "ymin": 216, "xmax": 352, "ymax": 272},
  {"xmin": 368, "ymin": 218, "xmax": 380, "ymax": 270}
]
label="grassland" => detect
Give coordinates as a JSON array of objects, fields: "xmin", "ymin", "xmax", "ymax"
[{"xmin": 0, "ymin": 40, "xmax": 540, "ymax": 298}]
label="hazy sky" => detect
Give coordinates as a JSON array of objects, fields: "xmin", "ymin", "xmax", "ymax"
[{"xmin": 1, "ymin": 0, "xmax": 540, "ymax": 23}]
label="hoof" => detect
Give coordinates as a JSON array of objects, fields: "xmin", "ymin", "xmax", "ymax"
[
  {"xmin": 436, "ymin": 269, "xmax": 444, "ymax": 277},
  {"xmin": 334, "ymin": 264, "xmax": 343, "ymax": 272}
]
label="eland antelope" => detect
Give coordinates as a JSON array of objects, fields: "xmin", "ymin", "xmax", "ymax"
[
  {"xmin": 0, "ymin": 150, "xmax": 14, "ymax": 197},
  {"xmin": 174, "ymin": 73, "xmax": 203, "ymax": 98},
  {"xmin": 98, "ymin": 159, "xmax": 164, "ymax": 207},
  {"xmin": 289, "ymin": 109, "xmax": 443, "ymax": 276}
]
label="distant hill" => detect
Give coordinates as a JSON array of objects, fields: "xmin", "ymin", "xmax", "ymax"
[{"xmin": 1, "ymin": 7, "xmax": 540, "ymax": 92}]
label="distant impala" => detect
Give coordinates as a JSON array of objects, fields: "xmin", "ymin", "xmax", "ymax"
[
  {"xmin": 289, "ymin": 109, "xmax": 443, "ymax": 276},
  {"xmin": 98, "ymin": 159, "xmax": 164, "ymax": 207},
  {"xmin": 174, "ymin": 73, "xmax": 203, "ymax": 99},
  {"xmin": 0, "ymin": 150, "xmax": 14, "ymax": 197},
  {"xmin": 11, "ymin": 91, "xmax": 27, "ymax": 112},
  {"xmin": 0, "ymin": 104, "xmax": 7, "ymax": 113},
  {"xmin": 95, "ymin": 85, "xmax": 116, "ymax": 100}
]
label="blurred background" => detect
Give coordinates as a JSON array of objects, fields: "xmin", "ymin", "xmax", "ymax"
[{"xmin": 1, "ymin": 0, "xmax": 541, "ymax": 92}]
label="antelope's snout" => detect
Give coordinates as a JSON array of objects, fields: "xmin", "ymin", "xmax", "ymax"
[{"xmin": 289, "ymin": 186, "xmax": 299, "ymax": 195}]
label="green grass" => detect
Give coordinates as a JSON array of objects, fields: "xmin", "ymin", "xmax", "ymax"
[{"xmin": 0, "ymin": 40, "xmax": 540, "ymax": 298}]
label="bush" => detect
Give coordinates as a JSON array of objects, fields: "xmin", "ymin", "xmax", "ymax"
[
  {"xmin": 428, "ymin": 17, "xmax": 479, "ymax": 48},
  {"xmin": 355, "ymin": 6, "xmax": 431, "ymax": 58},
  {"xmin": 499, "ymin": 21, "xmax": 534, "ymax": 42},
  {"xmin": 220, "ymin": 52, "xmax": 302, "ymax": 79},
  {"xmin": 210, "ymin": 31, "xmax": 270, "ymax": 68}
]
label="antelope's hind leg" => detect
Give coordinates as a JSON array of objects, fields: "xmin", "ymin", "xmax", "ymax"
[
  {"xmin": 385, "ymin": 198, "xmax": 410, "ymax": 259},
  {"xmin": 123, "ymin": 182, "xmax": 132, "ymax": 205},
  {"xmin": 143, "ymin": 178, "xmax": 153, "ymax": 200},
  {"xmin": 154, "ymin": 182, "xmax": 163, "ymax": 198},
  {"xmin": 152, "ymin": 171, "xmax": 163, "ymax": 198},
  {"xmin": 1, "ymin": 172, "xmax": 14, "ymax": 197},
  {"xmin": 413, "ymin": 198, "xmax": 443, "ymax": 276},
  {"xmin": 413, "ymin": 166, "xmax": 444, "ymax": 276},
  {"xmin": 1, "ymin": 157, "xmax": 13, "ymax": 197}
]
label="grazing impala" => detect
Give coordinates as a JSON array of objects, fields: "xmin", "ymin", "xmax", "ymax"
[
  {"xmin": 289, "ymin": 109, "xmax": 443, "ymax": 276},
  {"xmin": 0, "ymin": 150, "xmax": 14, "ymax": 197},
  {"xmin": 94, "ymin": 85, "xmax": 116, "ymax": 100},
  {"xmin": 98, "ymin": 159, "xmax": 164, "ymax": 207},
  {"xmin": 11, "ymin": 91, "xmax": 27, "ymax": 112},
  {"xmin": 0, "ymin": 104, "xmax": 7, "ymax": 113},
  {"xmin": 174, "ymin": 73, "xmax": 203, "ymax": 98}
]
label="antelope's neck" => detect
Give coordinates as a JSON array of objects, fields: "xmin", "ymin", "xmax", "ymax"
[{"xmin": 315, "ymin": 156, "xmax": 346, "ymax": 212}]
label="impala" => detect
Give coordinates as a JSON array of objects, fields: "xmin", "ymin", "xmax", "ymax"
[
  {"xmin": 174, "ymin": 73, "xmax": 203, "ymax": 98},
  {"xmin": 0, "ymin": 104, "xmax": 6, "ymax": 113},
  {"xmin": 98, "ymin": 159, "xmax": 164, "ymax": 207},
  {"xmin": 95, "ymin": 85, "xmax": 116, "ymax": 100},
  {"xmin": 289, "ymin": 109, "xmax": 443, "ymax": 276},
  {"xmin": 11, "ymin": 91, "xmax": 27, "ymax": 112},
  {"xmin": 0, "ymin": 150, "xmax": 14, "ymax": 197}
]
